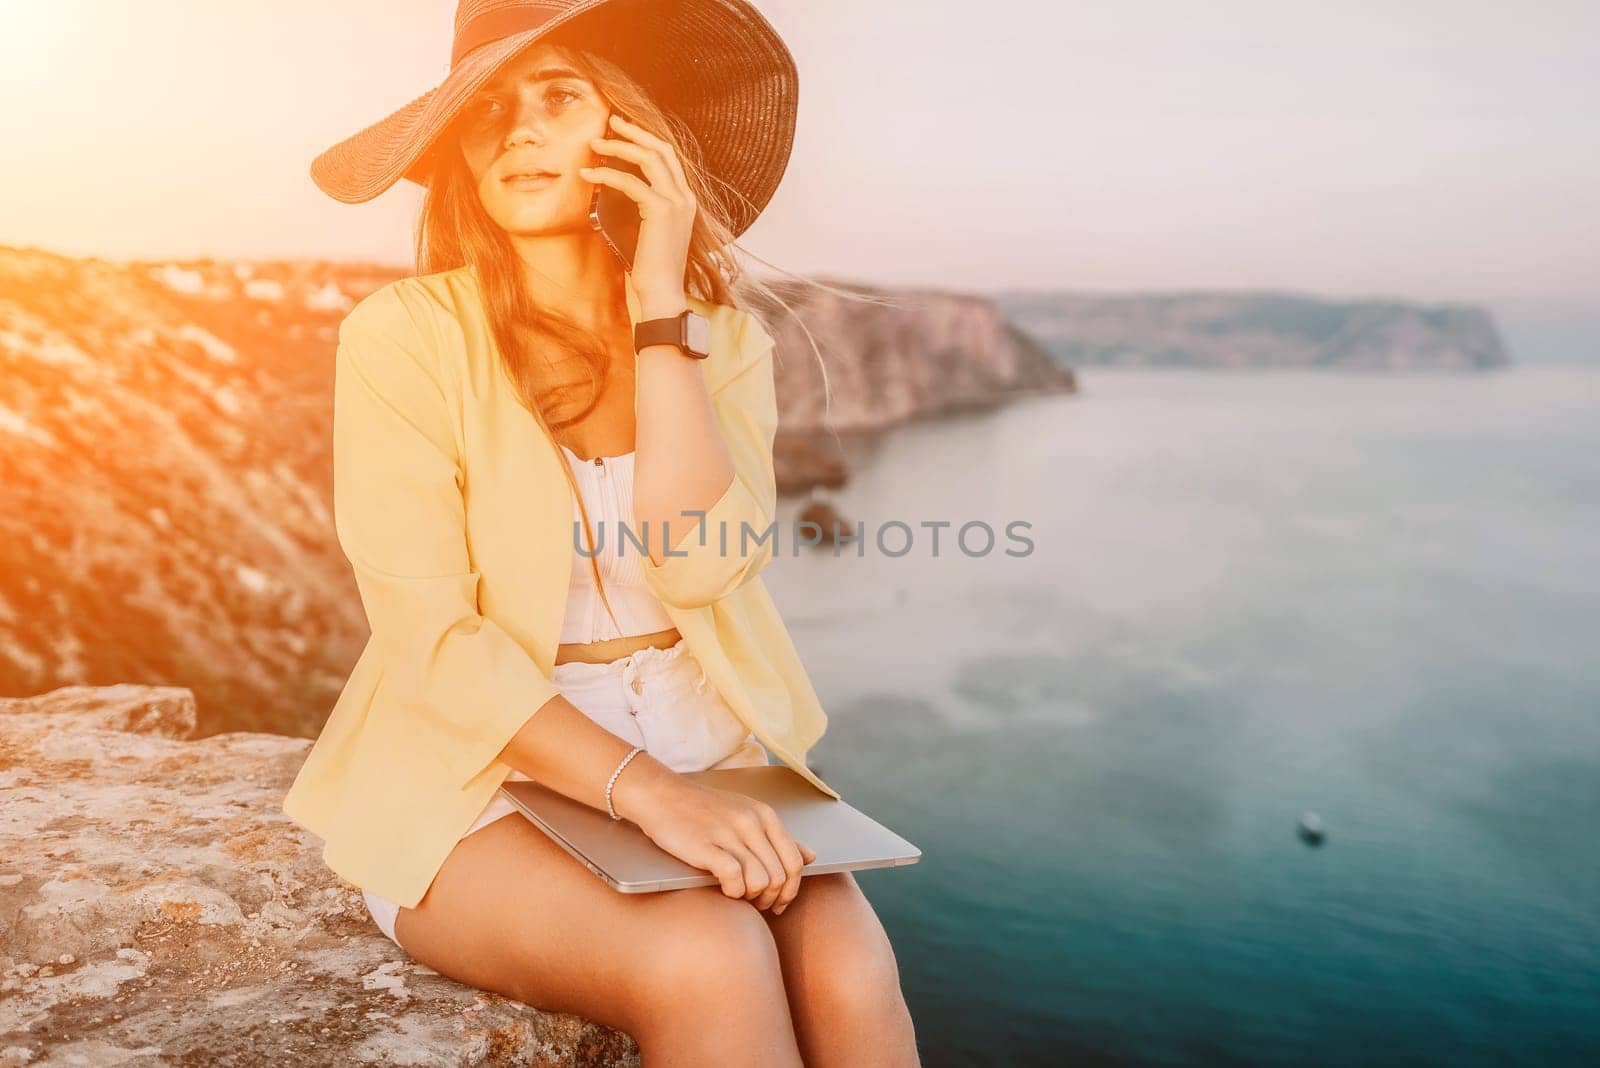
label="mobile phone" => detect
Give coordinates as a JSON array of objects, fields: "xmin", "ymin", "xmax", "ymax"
[{"xmin": 589, "ymin": 152, "xmax": 645, "ymax": 270}]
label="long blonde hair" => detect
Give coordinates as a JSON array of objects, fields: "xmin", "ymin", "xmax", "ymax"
[{"xmin": 412, "ymin": 36, "xmax": 878, "ymax": 623}]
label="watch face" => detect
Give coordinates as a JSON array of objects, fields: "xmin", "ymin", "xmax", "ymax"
[{"xmin": 685, "ymin": 312, "xmax": 712, "ymax": 357}]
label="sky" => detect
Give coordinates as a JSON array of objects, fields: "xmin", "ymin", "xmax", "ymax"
[{"xmin": 2, "ymin": 0, "xmax": 1597, "ymax": 323}]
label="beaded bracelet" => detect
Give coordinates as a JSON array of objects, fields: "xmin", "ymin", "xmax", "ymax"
[{"xmin": 605, "ymin": 746, "xmax": 646, "ymax": 821}]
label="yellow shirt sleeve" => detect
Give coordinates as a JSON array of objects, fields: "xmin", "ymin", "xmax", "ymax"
[
  {"xmin": 637, "ymin": 309, "xmax": 781, "ymax": 609},
  {"xmin": 331, "ymin": 283, "xmax": 562, "ymax": 789}
]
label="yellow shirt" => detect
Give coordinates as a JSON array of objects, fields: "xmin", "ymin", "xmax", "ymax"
[{"xmin": 281, "ymin": 264, "xmax": 840, "ymax": 909}]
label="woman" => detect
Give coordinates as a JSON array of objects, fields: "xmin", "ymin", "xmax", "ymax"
[{"xmin": 280, "ymin": 1, "xmax": 919, "ymax": 1063}]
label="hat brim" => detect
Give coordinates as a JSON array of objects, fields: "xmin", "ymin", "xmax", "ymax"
[{"xmin": 309, "ymin": 0, "xmax": 798, "ymax": 238}]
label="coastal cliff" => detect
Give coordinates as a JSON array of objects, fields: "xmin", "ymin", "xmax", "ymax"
[
  {"xmin": 748, "ymin": 276, "xmax": 1077, "ymax": 491},
  {"xmin": 0, "ymin": 247, "xmax": 383, "ymax": 737},
  {"xmin": 0, "ymin": 684, "xmax": 638, "ymax": 1066},
  {"xmin": 996, "ymin": 289, "xmax": 1511, "ymax": 370},
  {"xmin": 0, "ymin": 245, "xmax": 1072, "ymax": 736}
]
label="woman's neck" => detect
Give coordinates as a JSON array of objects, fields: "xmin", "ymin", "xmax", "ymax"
[{"xmin": 510, "ymin": 237, "xmax": 629, "ymax": 336}]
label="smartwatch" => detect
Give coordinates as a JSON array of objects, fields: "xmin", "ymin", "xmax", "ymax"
[{"xmin": 634, "ymin": 309, "xmax": 711, "ymax": 360}]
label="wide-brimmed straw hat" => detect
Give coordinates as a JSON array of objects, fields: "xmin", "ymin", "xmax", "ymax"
[{"xmin": 309, "ymin": 0, "xmax": 798, "ymax": 237}]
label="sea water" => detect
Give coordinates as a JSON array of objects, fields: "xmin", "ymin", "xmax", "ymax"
[{"xmin": 766, "ymin": 365, "xmax": 1600, "ymax": 1066}]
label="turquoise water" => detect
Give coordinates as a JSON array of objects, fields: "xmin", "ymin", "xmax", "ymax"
[{"xmin": 764, "ymin": 367, "xmax": 1600, "ymax": 1066}]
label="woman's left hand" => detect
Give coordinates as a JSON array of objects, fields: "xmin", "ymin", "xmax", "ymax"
[{"xmin": 582, "ymin": 113, "xmax": 695, "ymax": 314}]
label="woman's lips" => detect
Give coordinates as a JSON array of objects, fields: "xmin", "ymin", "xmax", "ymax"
[{"xmin": 504, "ymin": 172, "xmax": 557, "ymax": 189}]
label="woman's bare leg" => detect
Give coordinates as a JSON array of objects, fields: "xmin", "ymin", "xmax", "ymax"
[
  {"xmin": 393, "ymin": 813, "xmax": 804, "ymax": 1066},
  {"xmin": 763, "ymin": 872, "xmax": 921, "ymax": 1067}
]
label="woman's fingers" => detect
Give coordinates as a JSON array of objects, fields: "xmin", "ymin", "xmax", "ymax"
[
  {"xmin": 724, "ymin": 841, "xmax": 771, "ymax": 903},
  {"xmin": 604, "ymin": 113, "xmax": 691, "ymax": 194},
  {"xmin": 753, "ymin": 850, "xmax": 786, "ymax": 910},
  {"xmin": 734, "ymin": 827, "xmax": 786, "ymax": 907},
  {"xmin": 773, "ymin": 842, "xmax": 817, "ymax": 916},
  {"xmin": 578, "ymin": 163, "xmax": 658, "ymax": 209},
  {"xmin": 706, "ymin": 847, "xmax": 746, "ymax": 899},
  {"xmin": 588, "ymin": 134, "xmax": 682, "ymax": 200},
  {"xmin": 713, "ymin": 809, "xmax": 796, "ymax": 910},
  {"xmin": 758, "ymin": 810, "xmax": 808, "ymax": 910},
  {"xmin": 746, "ymin": 808, "xmax": 800, "ymax": 910}
]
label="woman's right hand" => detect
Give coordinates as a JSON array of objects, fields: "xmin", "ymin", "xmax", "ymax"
[{"xmin": 625, "ymin": 774, "xmax": 817, "ymax": 913}]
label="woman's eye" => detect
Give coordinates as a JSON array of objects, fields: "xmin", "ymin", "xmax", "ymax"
[{"xmin": 465, "ymin": 87, "xmax": 579, "ymax": 125}]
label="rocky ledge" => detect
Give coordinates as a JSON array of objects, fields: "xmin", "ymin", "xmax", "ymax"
[{"xmin": 0, "ymin": 685, "xmax": 636, "ymax": 1067}]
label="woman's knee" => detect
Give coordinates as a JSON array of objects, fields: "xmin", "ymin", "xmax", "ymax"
[
  {"xmin": 632, "ymin": 888, "xmax": 786, "ymax": 1008},
  {"xmin": 817, "ymin": 930, "xmax": 907, "ymax": 1019}
]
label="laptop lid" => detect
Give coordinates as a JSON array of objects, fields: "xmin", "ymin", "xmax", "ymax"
[{"xmin": 498, "ymin": 764, "xmax": 922, "ymax": 893}]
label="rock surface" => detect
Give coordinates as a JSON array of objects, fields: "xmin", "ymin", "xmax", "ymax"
[{"xmin": 0, "ymin": 684, "xmax": 638, "ymax": 1067}]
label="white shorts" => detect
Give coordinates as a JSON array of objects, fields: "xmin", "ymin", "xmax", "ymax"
[{"xmin": 361, "ymin": 638, "xmax": 768, "ymax": 950}]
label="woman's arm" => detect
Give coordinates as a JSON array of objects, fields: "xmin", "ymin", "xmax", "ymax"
[
  {"xmin": 633, "ymin": 307, "xmax": 780, "ymax": 609},
  {"xmin": 333, "ymin": 283, "xmax": 665, "ymax": 796}
]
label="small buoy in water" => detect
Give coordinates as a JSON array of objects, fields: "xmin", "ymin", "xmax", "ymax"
[{"xmin": 1297, "ymin": 812, "xmax": 1327, "ymax": 846}]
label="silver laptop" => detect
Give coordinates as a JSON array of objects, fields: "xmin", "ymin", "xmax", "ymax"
[{"xmin": 498, "ymin": 764, "xmax": 922, "ymax": 893}]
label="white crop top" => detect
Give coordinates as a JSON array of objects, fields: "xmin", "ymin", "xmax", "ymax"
[{"xmin": 559, "ymin": 443, "xmax": 678, "ymax": 644}]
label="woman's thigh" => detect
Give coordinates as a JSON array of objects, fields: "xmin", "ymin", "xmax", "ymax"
[{"xmin": 391, "ymin": 811, "xmax": 785, "ymax": 1035}]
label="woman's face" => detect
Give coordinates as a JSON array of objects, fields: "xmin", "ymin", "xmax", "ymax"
[{"xmin": 456, "ymin": 43, "xmax": 610, "ymax": 237}]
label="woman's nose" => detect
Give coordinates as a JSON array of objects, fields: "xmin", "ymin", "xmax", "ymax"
[
  {"xmin": 504, "ymin": 121, "xmax": 544, "ymax": 149},
  {"xmin": 502, "ymin": 96, "xmax": 549, "ymax": 147},
  {"xmin": 504, "ymin": 126, "xmax": 540, "ymax": 150}
]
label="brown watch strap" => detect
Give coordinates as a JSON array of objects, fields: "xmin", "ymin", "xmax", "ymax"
[{"xmin": 633, "ymin": 311, "xmax": 710, "ymax": 359}]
